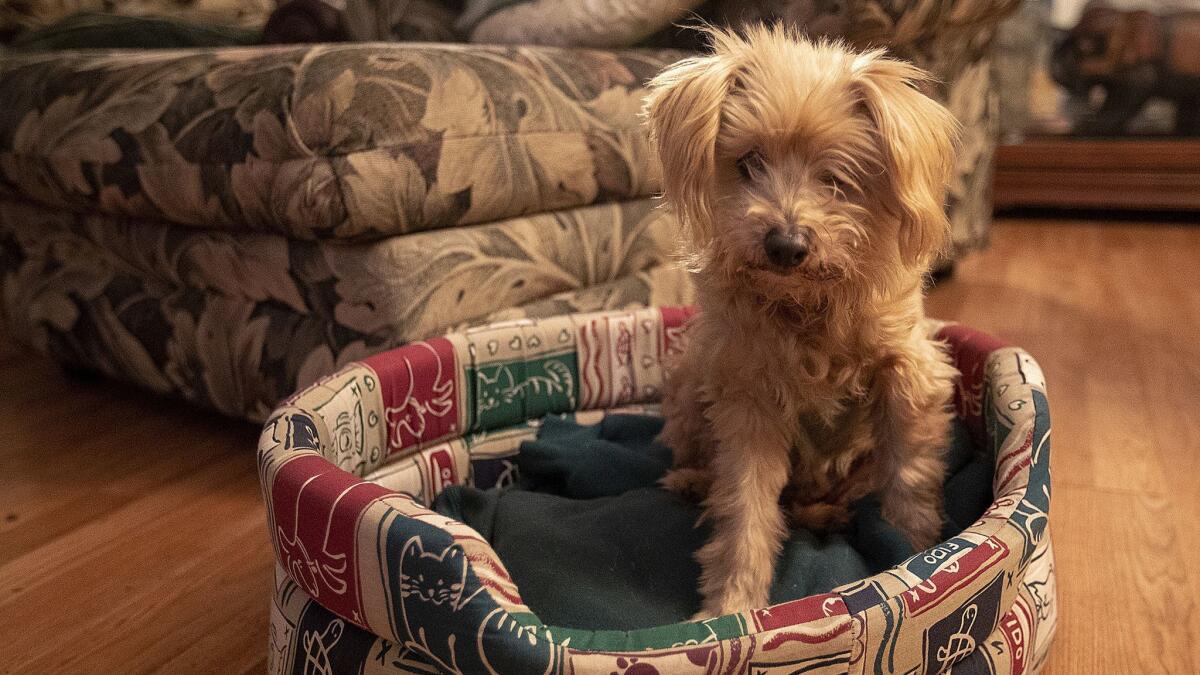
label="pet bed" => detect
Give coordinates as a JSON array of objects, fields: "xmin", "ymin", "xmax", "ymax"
[{"xmin": 259, "ymin": 306, "xmax": 1057, "ymax": 674}]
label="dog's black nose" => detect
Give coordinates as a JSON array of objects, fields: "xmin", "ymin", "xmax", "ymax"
[{"xmin": 764, "ymin": 229, "xmax": 810, "ymax": 268}]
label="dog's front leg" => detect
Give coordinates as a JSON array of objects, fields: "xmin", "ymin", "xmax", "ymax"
[
  {"xmin": 873, "ymin": 345, "xmax": 956, "ymax": 551},
  {"xmin": 693, "ymin": 399, "xmax": 792, "ymax": 619},
  {"xmin": 658, "ymin": 345, "xmax": 717, "ymax": 500}
]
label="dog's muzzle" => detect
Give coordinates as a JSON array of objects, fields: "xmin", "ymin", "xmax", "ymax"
[{"xmin": 764, "ymin": 228, "xmax": 812, "ymax": 269}]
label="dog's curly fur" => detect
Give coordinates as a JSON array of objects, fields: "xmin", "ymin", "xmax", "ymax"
[{"xmin": 644, "ymin": 25, "xmax": 961, "ymax": 619}]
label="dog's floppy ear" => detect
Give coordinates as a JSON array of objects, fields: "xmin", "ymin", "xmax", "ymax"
[
  {"xmin": 644, "ymin": 54, "xmax": 735, "ymax": 247},
  {"xmin": 852, "ymin": 54, "xmax": 960, "ymax": 268}
]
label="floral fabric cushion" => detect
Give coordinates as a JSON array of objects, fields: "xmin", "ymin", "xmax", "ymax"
[
  {"xmin": 0, "ymin": 8, "xmax": 1015, "ymax": 421},
  {"xmin": 0, "ymin": 43, "xmax": 680, "ymax": 241},
  {"xmin": 0, "ymin": 24, "xmax": 1008, "ymax": 254},
  {"xmin": 454, "ymin": 0, "xmax": 1019, "ymax": 255},
  {"xmin": 0, "ymin": 196, "xmax": 691, "ymax": 419},
  {"xmin": 1, "ymin": 0, "xmax": 274, "ymax": 39},
  {"xmin": 458, "ymin": 0, "xmax": 1017, "ymax": 51},
  {"xmin": 458, "ymin": 0, "xmax": 706, "ymax": 47}
]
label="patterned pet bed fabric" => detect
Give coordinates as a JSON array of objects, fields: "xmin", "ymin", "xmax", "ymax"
[{"xmin": 259, "ymin": 306, "xmax": 1056, "ymax": 674}]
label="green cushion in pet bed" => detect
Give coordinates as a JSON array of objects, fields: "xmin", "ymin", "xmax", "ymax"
[
  {"xmin": 433, "ymin": 412, "xmax": 992, "ymax": 632},
  {"xmin": 259, "ymin": 307, "xmax": 1057, "ymax": 674}
]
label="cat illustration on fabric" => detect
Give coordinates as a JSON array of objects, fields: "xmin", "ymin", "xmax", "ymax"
[
  {"xmin": 614, "ymin": 322, "xmax": 632, "ymax": 365},
  {"xmin": 386, "ymin": 343, "xmax": 455, "ymax": 447},
  {"xmin": 394, "ymin": 537, "xmax": 565, "ymax": 674},
  {"xmin": 476, "ymin": 359, "xmax": 576, "ymax": 413},
  {"xmin": 398, "ymin": 539, "xmax": 479, "ymax": 608},
  {"xmin": 396, "ymin": 537, "xmax": 486, "ymax": 673},
  {"xmin": 476, "ymin": 366, "xmax": 517, "ymax": 413}
]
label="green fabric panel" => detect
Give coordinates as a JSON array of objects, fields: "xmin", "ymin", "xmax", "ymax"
[
  {"xmin": 467, "ymin": 354, "xmax": 580, "ymax": 432},
  {"xmin": 435, "ymin": 413, "xmax": 988, "ymax": 632}
]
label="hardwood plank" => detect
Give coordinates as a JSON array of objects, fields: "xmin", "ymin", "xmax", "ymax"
[
  {"xmin": 0, "ymin": 409, "xmax": 243, "ymax": 564},
  {"xmin": 0, "ymin": 450, "xmax": 271, "ymax": 673},
  {"xmin": 0, "ymin": 358, "xmax": 269, "ymax": 675},
  {"xmin": 1047, "ymin": 485, "xmax": 1198, "ymax": 674}
]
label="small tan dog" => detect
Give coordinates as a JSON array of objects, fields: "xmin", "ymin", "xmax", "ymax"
[{"xmin": 645, "ymin": 25, "xmax": 960, "ymax": 619}]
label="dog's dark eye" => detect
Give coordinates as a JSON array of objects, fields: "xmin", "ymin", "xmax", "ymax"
[
  {"xmin": 736, "ymin": 150, "xmax": 765, "ymax": 181},
  {"xmin": 820, "ymin": 170, "xmax": 846, "ymax": 193}
]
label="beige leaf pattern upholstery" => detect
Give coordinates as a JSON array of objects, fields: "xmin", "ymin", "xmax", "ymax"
[
  {"xmin": 0, "ymin": 1, "xmax": 1012, "ymax": 417},
  {"xmin": 0, "ymin": 44, "xmax": 678, "ymax": 240},
  {"xmin": 0, "ymin": 196, "xmax": 690, "ymax": 419}
]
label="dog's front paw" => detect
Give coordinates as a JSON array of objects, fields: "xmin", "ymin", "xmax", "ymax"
[
  {"xmin": 691, "ymin": 599, "xmax": 738, "ymax": 622},
  {"xmin": 787, "ymin": 501, "xmax": 852, "ymax": 534},
  {"xmin": 660, "ymin": 467, "xmax": 712, "ymax": 502},
  {"xmin": 905, "ymin": 522, "xmax": 943, "ymax": 551},
  {"xmin": 692, "ymin": 589, "xmax": 762, "ymax": 620},
  {"xmin": 694, "ymin": 538, "xmax": 772, "ymax": 618},
  {"xmin": 883, "ymin": 501, "xmax": 944, "ymax": 551}
]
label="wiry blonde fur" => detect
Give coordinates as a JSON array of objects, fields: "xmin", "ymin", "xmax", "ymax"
[{"xmin": 645, "ymin": 25, "xmax": 961, "ymax": 619}]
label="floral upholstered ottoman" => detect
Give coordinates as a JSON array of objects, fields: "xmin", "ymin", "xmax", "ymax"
[
  {"xmin": 3, "ymin": 0, "xmax": 1019, "ymax": 424},
  {"xmin": 0, "ymin": 43, "xmax": 692, "ymax": 421},
  {"xmin": 258, "ymin": 307, "xmax": 1056, "ymax": 674}
]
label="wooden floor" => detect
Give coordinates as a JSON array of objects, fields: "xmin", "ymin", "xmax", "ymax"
[{"xmin": 1, "ymin": 216, "xmax": 1197, "ymax": 673}]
